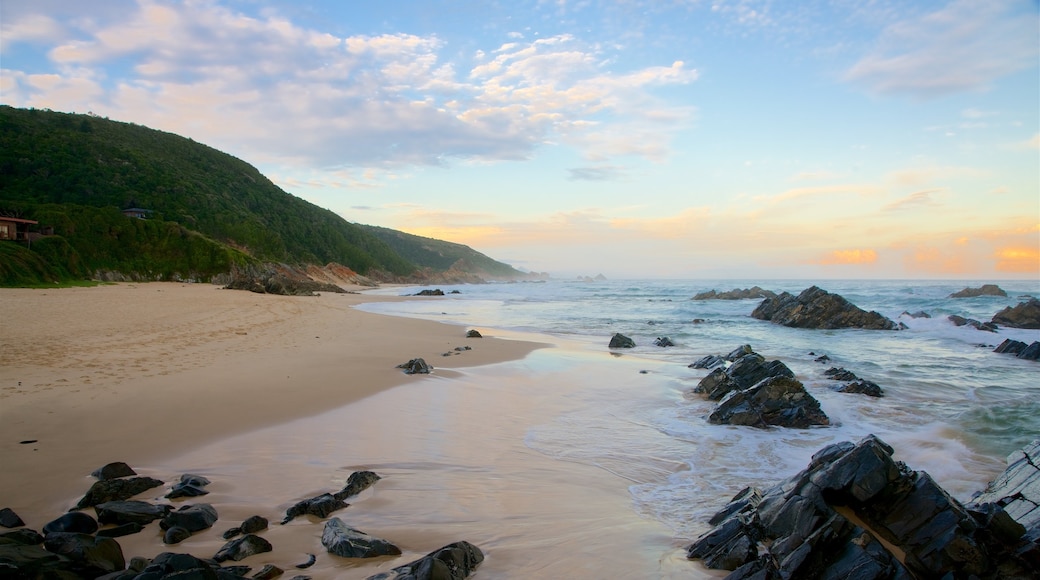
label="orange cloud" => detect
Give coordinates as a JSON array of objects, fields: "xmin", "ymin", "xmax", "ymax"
[
  {"xmin": 994, "ymin": 246, "xmax": 1040, "ymax": 273},
  {"xmin": 904, "ymin": 246, "xmax": 970, "ymax": 275},
  {"xmin": 816, "ymin": 249, "xmax": 878, "ymax": 265}
]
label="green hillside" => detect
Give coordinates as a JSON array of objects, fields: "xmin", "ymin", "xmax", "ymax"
[
  {"xmin": 0, "ymin": 105, "xmax": 525, "ymax": 285},
  {"xmin": 360, "ymin": 225, "xmax": 527, "ymax": 280}
]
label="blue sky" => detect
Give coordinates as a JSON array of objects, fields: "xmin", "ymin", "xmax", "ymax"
[{"xmin": 2, "ymin": 0, "xmax": 1037, "ymax": 279}]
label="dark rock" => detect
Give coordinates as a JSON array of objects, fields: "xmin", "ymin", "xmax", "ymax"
[
  {"xmin": 95, "ymin": 500, "xmax": 172, "ymax": 526},
  {"xmin": 902, "ymin": 310, "xmax": 931, "ymax": 318},
  {"xmin": 950, "ymin": 284, "xmax": 1007, "ymax": 298},
  {"xmin": 692, "ymin": 287, "xmax": 777, "ymax": 300},
  {"xmin": 160, "ymin": 503, "xmax": 218, "ymax": 533},
  {"xmin": 0, "ymin": 508, "xmax": 24, "ymax": 528},
  {"xmin": 223, "ymin": 515, "xmax": 270, "ymax": 540},
  {"xmin": 43, "ymin": 532, "xmax": 125, "ymax": 577},
  {"xmin": 992, "ymin": 298, "xmax": 1040, "ymax": 329},
  {"xmin": 1, "ymin": 528, "xmax": 43, "ymax": 545},
  {"xmin": 321, "ymin": 518, "xmax": 401, "ymax": 558},
  {"xmin": 252, "ymin": 564, "xmax": 284, "ymax": 579},
  {"xmin": 813, "ymin": 354, "xmax": 830, "ymax": 363},
  {"xmin": 333, "ymin": 471, "xmax": 381, "ymax": 501},
  {"xmin": 466, "ymin": 329, "xmax": 482, "ymax": 338},
  {"xmin": 282, "ymin": 493, "xmax": 347, "ymax": 525},
  {"xmin": 0, "ymin": 542, "xmax": 69, "ymax": 578},
  {"xmin": 948, "ymin": 314, "xmax": 998, "ymax": 332},
  {"xmin": 413, "ymin": 289, "xmax": 445, "ymax": 296},
  {"xmin": 608, "ymin": 333, "xmax": 636, "ymax": 348},
  {"xmin": 824, "ymin": 367, "xmax": 884, "ymax": 397},
  {"xmin": 397, "ymin": 358, "xmax": 432, "ymax": 374},
  {"xmin": 653, "ymin": 336, "xmax": 675, "ymax": 347},
  {"xmin": 690, "ymin": 351, "xmax": 794, "ymax": 401},
  {"xmin": 824, "ymin": 367, "xmax": 858, "ymax": 381},
  {"xmin": 687, "ymin": 435, "xmax": 1037, "ymax": 579},
  {"xmin": 725, "ymin": 344, "xmax": 754, "ymax": 360},
  {"xmin": 366, "ymin": 540, "xmax": 484, "ymax": 580},
  {"xmin": 91, "ymin": 462, "xmax": 137, "ymax": 480},
  {"xmin": 970, "ymin": 440, "xmax": 1040, "ymax": 542},
  {"xmin": 224, "ymin": 268, "xmax": 346, "ymax": 296},
  {"xmin": 162, "ymin": 526, "xmax": 192, "ymax": 545},
  {"xmin": 166, "ymin": 483, "xmax": 210, "ymax": 499},
  {"xmin": 42, "ymin": 512, "xmax": 98, "ymax": 535},
  {"xmin": 708, "ymin": 376, "xmax": 830, "ymax": 429},
  {"xmin": 132, "ymin": 551, "xmax": 220, "ymax": 577},
  {"xmin": 295, "ymin": 554, "xmax": 316, "ymax": 569},
  {"xmin": 994, "ymin": 338, "xmax": 1028, "ymax": 355},
  {"xmin": 72, "ymin": 476, "xmax": 164, "ymax": 509},
  {"xmin": 751, "ymin": 286, "xmax": 898, "ymax": 330},
  {"xmin": 96, "ymin": 522, "xmax": 145, "ymax": 538},
  {"xmin": 1018, "ymin": 341, "xmax": 1040, "ymax": 360},
  {"xmin": 215, "ymin": 533, "xmax": 273, "ymax": 563},
  {"xmin": 688, "ymin": 355, "xmax": 725, "ymax": 370}
]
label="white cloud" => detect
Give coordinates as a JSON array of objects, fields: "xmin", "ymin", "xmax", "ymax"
[{"xmin": 845, "ymin": 0, "xmax": 1038, "ymax": 97}]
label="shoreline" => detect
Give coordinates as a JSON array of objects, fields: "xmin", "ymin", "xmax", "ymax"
[{"xmin": 0, "ymin": 282, "xmax": 546, "ymax": 517}]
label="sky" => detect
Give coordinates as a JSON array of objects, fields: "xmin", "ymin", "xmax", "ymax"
[{"xmin": 1, "ymin": 0, "xmax": 1038, "ymax": 280}]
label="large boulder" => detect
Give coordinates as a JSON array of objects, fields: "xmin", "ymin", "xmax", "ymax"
[
  {"xmin": 159, "ymin": 503, "xmax": 218, "ymax": 533},
  {"xmin": 214, "ymin": 533, "xmax": 273, "ymax": 562},
  {"xmin": 42, "ymin": 512, "xmax": 98, "ymax": 535},
  {"xmin": 689, "ymin": 349, "xmax": 794, "ymax": 401},
  {"xmin": 282, "ymin": 493, "xmax": 347, "ymax": 524},
  {"xmin": 751, "ymin": 286, "xmax": 897, "ymax": 330},
  {"xmin": 91, "ymin": 462, "xmax": 137, "ymax": 481},
  {"xmin": 42, "ymin": 532, "xmax": 125, "ymax": 577},
  {"xmin": 608, "ymin": 333, "xmax": 636, "ymax": 349},
  {"xmin": 0, "ymin": 508, "xmax": 24, "ymax": 529},
  {"xmin": 991, "ymin": 298, "xmax": 1040, "ymax": 329},
  {"xmin": 72, "ymin": 476, "xmax": 165, "ymax": 509},
  {"xmin": 993, "ymin": 339, "xmax": 1040, "ymax": 361},
  {"xmin": 950, "ymin": 284, "xmax": 1007, "ymax": 298},
  {"xmin": 686, "ymin": 435, "xmax": 1038, "ymax": 579},
  {"xmin": 692, "ymin": 287, "xmax": 776, "ymax": 300},
  {"xmin": 334, "ymin": 471, "xmax": 382, "ymax": 501},
  {"xmin": 366, "ymin": 541, "xmax": 484, "ymax": 580},
  {"xmin": 94, "ymin": 501, "xmax": 172, "ymax": 526},
  {"xmin": 321, "ymin": 518, "xmax": 401, "ymax": 558},
  {"xmin": 970, "ymin": 440, "xmax": 1040, "ymax": 542},
  {"xmin": 708, "ymin": 376, "xmax": 829, "ymax": 429}
]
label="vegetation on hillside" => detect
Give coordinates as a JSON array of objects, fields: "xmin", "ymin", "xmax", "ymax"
[{"xmin": 360, "ymin": 225, "xmax": 527, "ymax": 279}]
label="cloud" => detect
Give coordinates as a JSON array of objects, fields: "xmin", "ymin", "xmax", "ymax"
[
  {"xmin": 994, "ymin": 246, "xmax": 1040, "ymax": 273},
  {"xmin": 814, "ymin": 249, "xmax": 878, "ymax": 266},
  {"xmin": 845, "ymin": 0, "xmax": 1039, "ymax": 97},
  {"xmin": 567, "ymin": 165, "xmax": 626, "ymax": 181},
  {"xmin": 882, "ymin": 189, "xmax": 943, "ymax": 211}
]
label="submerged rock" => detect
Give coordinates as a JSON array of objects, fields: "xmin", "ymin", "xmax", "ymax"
[
  {"xmin": 824, "ymin": 367, "xmax": 884, "ymax": 397},
  {"xmin": 993, "ymin": 338, "xmax": 1040, "ymax": 361},
  {"xmin": 72, "ymin": 476, "xmax": 165, "ymax": 509},
  {"xmin": 708, "ymin": 375, "xmax": 830, "ymax": 429},
  {"xmin": 948, "ymin": 314, "xmax": 998, "ymax": 332},
  {"xmin": 751, "ymin": 286, "xmax": 898, "ymax": 330},
  {"xmin": 321, "ymin": 518, "xmax": 401, "ymax": 558},
  {"xmin": 397, "ymin": 358, "xmax": 432, "ymax": 374},
  {"xmin": 654, "ymin": 336, "xmax": 676, "ymax": 347},
  {"xmin": 366, "ymin": 540, "xmax": 484, "ymax": 580},
  {"xmin": 686, "ymin": 435, "xmax": 1038, "ymax": 579},
  {"xmin": 950, "ymin": 284, "xmax": 1007, "ymax": 298},
  {"xmin": 214, "ymin": 533, "xmax": 273, "ymax": 562},
  {"xmin": 991, "ymin": 298, "xmax": 1040, "ymax": 329},
  {"xmin": 90, "ymin": 462, "xmax": 137, "ymax": 481},
  {"xmin": 609, "ymin": 333, "xmax": 636, "ymax": 349},
  {"xmin": 692, "ymin": 287, "xmax": 777, "ymax": 300},
  {"xmin": 282, "ymin": 493, "xmax": 347, "ymax": 525},
  {"xmin": 334, "ymin": 471, "xmax": 382, "ymax": 501}
]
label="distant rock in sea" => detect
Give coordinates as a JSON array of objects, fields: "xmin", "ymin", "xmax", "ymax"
[
  {"xmin": 991, "ymin": 298, "xmax": 1040, "ymax": 329},
  {"xmin": 609, "ymin": 333, "xmax": 636, "ymax": 349},
  {"xmin": 751, "ymin": 286, "xmax": 897, "ymax": 330},
  {"xmin": 692, "ymin": 286, "xmax": 776, "ymax": 300},
  {"xmin": 950, "ymin": 284, "xmax": 1007, "ymax": 298}
]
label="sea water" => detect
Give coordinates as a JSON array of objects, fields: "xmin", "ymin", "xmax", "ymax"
[{"xmin": 356, "ymin": 279, "xmax": 1040, "ymax": 539}]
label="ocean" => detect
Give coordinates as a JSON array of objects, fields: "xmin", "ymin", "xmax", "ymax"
[{"xmin": 149, "ymin": 278, "xmax": 1038, "ymax": 578}]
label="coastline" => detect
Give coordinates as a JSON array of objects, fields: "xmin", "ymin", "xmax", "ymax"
[{"xmin": 0, "ymin": 282, "xmax": 545, "ymax": 517}]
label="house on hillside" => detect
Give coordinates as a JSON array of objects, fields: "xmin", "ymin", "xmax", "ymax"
[
  {"xmin": 0, "ymin": 216, "xmax": 37, "ymax": 241},
  {"xmin": 122, "ymin": 208, "xmax": 153, "ymax": 219}
]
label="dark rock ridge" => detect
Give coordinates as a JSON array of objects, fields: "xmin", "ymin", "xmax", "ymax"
[
  {"xmin": 282, "ymin": 470, "xmax": 381, "ymax": 524},
  {"xmin": 688, "ymin": 344, "xmax": 755, "ymax": 371},
  {"xmin": 950, "ymin": 284, "xmax": 1007, "ymax": 298},
  {"xmin": 824, "ymin": 367, "xmax": 884, "ymax": 397},
  {"xmin": 970, "ymin": 439, "xmax": 1040, "ymax": 542},
  {"xmin": 413, "ymin": 289, "xmax": 445, "ymax": 296},
  {"xmin": 609, "ymin": 333, "xmax": 636, "ymax": 349},
  {"xmin": 91, "ymin": 462, "xmax": 137, "ymax": 481},
  {"xmin": 687, "ymin": 435, "xmax": 1038, "ymax": 579},
  {"xmin": 993, "ymin": 338, "xmax": 1040, "ymax": 361},
  {"xmin": 751, "ymin": 286, "xmax": 898, "ymax": 330},
  {"xmin": 213, "ymin": 533, "xmax": 273, "ymax": 563},
  {"xmin": 72, "ymin": 476, "xmax": 165, "ymax": 510},
  {"xmin": 688, "ymin": 346, "xmax": 794, "ymax": 401},
  {"xmin": 397, "ymin": 358, "xmax": 432, "ymax": 374},
  {"xmin": 992, "ymin": 298, "xmax": 1040, "ymax": 329},
  {"xmin": 0, "ymin": 508, "xmax": 25, "ymax": 528},
  {"xmin": 224, "ymin": 265, "xmax": 348, "ymax": 296},
  {"xmin": 366, "ymin": 540, "xmax": 485, "ymax": 580},
  {"xmin": 708, "ymin": 376, "xmax": 830, "ymax": 429},
  {"xmin": 322, "ymin": 517, "xmax": 401, "ymax": 558},
  {"xmin": 948, "ymin": 314, "xmax": 998, "ymax": 332},
  {"xmin": 94, "ymin": 501, "xmax": 172, "ymax": 526},
  {"xmin": 693, "ymin": 286, "xmax": 776, "ymax": 300}
]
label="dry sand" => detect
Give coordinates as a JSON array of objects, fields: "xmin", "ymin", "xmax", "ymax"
[{"xmin": 0, "ymin": 282, "xmax": 543, "ymax": 515}]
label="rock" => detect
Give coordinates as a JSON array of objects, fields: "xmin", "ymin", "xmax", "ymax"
[
  {"xmin": 72, "ymin": 476, "xmax": 164, "ymax": 509},
  {"xmin": 902, "ymin": 310, "xmax": 931, "ymax": 318},
  {"xmin": 334, "ymin": 471, "xmax": 382, "ymax": 501},
  {"xmin": 96, "ymin": 522, "xmax": 145, "ymax": 538},
  {"xmin": 708, "ymin": 376, "xmax": 830, "ymax": 429},
  {"xmin": 224, "ymin": 514, "xmax": 270, "ymax": 540},
  {"xmin": 653, "ymin": 337, "xmax": 675, "ymax": 347},
  {"xmin": 688, "ymin": 355, "xmax": 725, "ymax": 370},
  {"xmin": 160, "ymin": 503, "xmax": 218, "ymax": 533},
  {"xmin": 165, "ymin": 473, "xmax": 212, "ymax": 499},
  {"xmin": 0, "ymin": 542, "xmax": 69, "ymax": 578},
  {"xmin": 993, "ymin": 339, "xmax": 1040, "ymax": 361},
  {"xmin": 992, "ymin": 298, "xmax": 1040, "ymax": 329},
  {"xmin": 252, "ymin": 563, "xmax": 284, "ymax": 579},
  {"xmin": 751, "ymin": 286, "xmax": 898, "ymax": 330},
  {"xmin": 215, "ymin": 533, "xmax": 274, "ymax": 562},
  {"xmin": 397, "ymin": 358, "xmax": 432, "ymax": 374},
  {"xmin": 282, "ymin": 493, "xmax": 347, "ymax": 524},
  {"xmin": 321, "ymin": 518, "xmax": 401, "ymax": 558},
  {"xmin": 686, "ymin": 435, "xmax": 1037, "ymax": 579},
  {"xmin": 162, "ymin": 526, "xmax": 191, "ymax": 544},
  {"xmin": 295, "ymin": 553, "xmax": 316, "ymax": 569},
  {"xmin": 0, "ymin": 508, "xmax": 24, "ymax": 529},
  {"xmin": 824, "ymin": 367, "xmax": 884, "ymax": 397},
  {"xmin": 366, "ymin": 540, "xmax": 484, "ymax": 580},
  {"xmin": 608, "ymin": 333, "xmax": 636, "ymax": 348},
  {"xmin": 42, "ymin": 512, "xmax": 98, "ymax": 535},
  {"xmin": 1, "ymin": 528, "xmax": 43, "ymax": 545},
  {"xmin": 692, "ymin": 286, "xmax": 777, "ymax": 300},
  {"xmin": 970, "ymin": 440, "xmax": 1040, "ymax": 542},
  {"xmin": 43, "ymin": 532, "xmax": 125, "ymax": 577},
  {"xmin": 950, "ymin": 284, "xmax": 1007, "ymax": 298},
  {"xmin": 1019, "ymin": 341, "xmax": 1040, "ymax": 360},
  {"xmin": 91, "ymin": 462, "xmax": 137, "ymax": 480},
  {"xmin": 690, "ymin": 351, "xmax": 794, "ymax": 401},
  {"xmin": 95, "ymin": 500, "xmax": 172, "ymax": 525},
  {"xmin": 466, "ymin": 329, "xmax": 482, "ymax": 338},
  {"xmin": 131, "ymin": 552, "xmax": 221, "ymax": 577},
  {"xmin": 948, "ymin": 314, "xmax": 998, "ymax": 332},
  {"xmin": 413, "ymin": 289, "xmax": 444, "ymax": 296}
]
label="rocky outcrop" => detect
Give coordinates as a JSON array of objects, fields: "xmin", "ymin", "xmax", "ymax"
[
  {"xmin": 751, "ymin": 286, "xmax": 897, "ymax": 330},
  {"xmin": 992, "ymin": 298, "xmax": 1040, "ymax": 329},
  {"xmin": 693, "ymin": 287, "xmax": 776, "ymax": 300},
  {"xmin": 94, "ymin": 501, "xmax": 172, "ymax": 526},
  {"xmin": 72, "ymin": 476, "xmax": 165, "ymax": 509},
  {"xmin": 322, "ymin": 518, "xmax": 401, "ymax": 558},
  {"xmin": 397, "ymin": 358, "xmax": 432, "ymax": 374},
  {"xmin": 282, "ymin": 471, "xmax": 381, "ymax": 524},
  {"xmin": 950, "ymin": 284, "xmax": 1007, "ymax": 298},
  {"xmin": 993, "ymin": 339, "xmax": 1040, "ymax": 361},
  {"xmin": 91, "ymin": 462, "xmax": 137, "ymax": 481},
  {"xmin": 413, "ymin": 288, "xmax": 445, "ymax": 296},
  {"xmin": 948, "ymin": 314, "xmax": 998, "ymax": 332},
  {"xmin": 708, "ymin": 376, "xmax": 830, "ymax": 429},
  {"xmin": 367, "ymin": 541, "xmax": 485, "ymax": 580},
  {"xmin": 824, "ymin": 367, "xmax": 884, "ymax": 397},
  {"xmin": 688, "ymin": 347, "xmax": 794, "ymax": 401},
  {"xmin": 223, "ymin": 264, "xmax": 348, "ymax": 296},
  {"xmin": 213, "ymin": 533, "xmax": 273, "ymax": 562},
  {"xmin": 687, "ymin": 435, "xmax": 1038, "ymax": 579},
  {"xmin": 970, "ymin": 440, "xmax": 1040, "ymax": 542},
  {"xmin": 609, "ymin": 333, "xmax": 636, "ymax": 349}
]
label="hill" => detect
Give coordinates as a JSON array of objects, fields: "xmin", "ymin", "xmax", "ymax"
[{"xmin": 0, "ymin": 105, "xmax": 529, "ymax": 286}]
